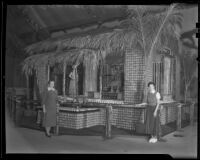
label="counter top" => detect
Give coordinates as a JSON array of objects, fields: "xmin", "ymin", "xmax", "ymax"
[
  {"xmin": 59, "ymin": 100, "xmax": 178, "ymax": 108},
  {"xmin": 58, "ymin": 106, "xmax": 100, "ymax": 113}
]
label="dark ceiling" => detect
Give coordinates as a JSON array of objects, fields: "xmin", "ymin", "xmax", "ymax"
[
  {"xmin": 6, "ymin": 5, "xmax": 128, "ymax": 56},
  {"xmin": 6, "ymin": 4, "xmax": 197, "ymax": 57}
]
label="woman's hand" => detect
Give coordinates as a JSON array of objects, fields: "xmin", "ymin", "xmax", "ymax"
[
  {"xmin": 153, "ymin": 110, "xmax": 157, "ymax": 117},
  {"xmin": 43, "ymin": 105, "xmax": 46, "ymax": 113}
]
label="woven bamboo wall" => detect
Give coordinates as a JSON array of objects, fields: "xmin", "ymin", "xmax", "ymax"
[
  {"xmin": 58, "ymin": 107, "xmax": 145, "ymax": 130},
  {"xmin": 58, "ymin": 111, "xmax": 100, "ymax": 129},
  {"xmin": 124, "ymin": 49, "xmax": 145, "ymax": 104},
  {"xmin": 58, "ymin": 103, "xmax": 182, "ymax": 131}
]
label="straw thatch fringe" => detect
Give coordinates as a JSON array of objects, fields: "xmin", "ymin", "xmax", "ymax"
[
  {"xmin": 25, "ymin": 30, "xmax": 137, "ymax": 55},
  {"xmin": 22, "ymin": 27, "xmax": 141, "ymax": 94},
  {"xmin": 22, "ymin": 47, "xmax": 110, "ymax": 94}
]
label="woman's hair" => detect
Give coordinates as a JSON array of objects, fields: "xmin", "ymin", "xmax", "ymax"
[
  {"xmin": 148, "ymin": 81, "xmax": 155, "ymax": 87},
  {"xmin": 48, "ymin": 80, "xmax": 55, "ymax": 85}
]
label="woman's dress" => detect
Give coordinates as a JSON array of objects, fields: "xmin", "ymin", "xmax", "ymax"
[{"xmin": 42, "ymin": 89, "xmax": 58, "ymax": 127}]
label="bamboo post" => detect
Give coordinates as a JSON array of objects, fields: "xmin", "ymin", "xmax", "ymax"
[
  {"xmin": 8, "ymin": 91, "xmax": 12, "ymax": 117},
  {"xmin": 105, "ymin": 105, "xmax": 112, "ymax": 139},
  {"xmin": 26, "ymin": 75, "xmax": 30, "ymax": 100},
  {"xmin": 100, "ymin": 64, "xmax": 103, "ymax": 100},
  {"xmin": 25, "ymin": 75, "xmax": 31, "ymax": 114},
  {"xmin": 166, "ymin": 106, "xmax": 168, "ymax": 124},
  {"xmin": 190, "ymin": 102, "xmax": 195, "ymax": 126},
  {"xmin": 75, "ymin": 68, "xmax": 78, "ymax": 98},
  {"xmin": 55, "ymin": 104, "xmax": 60, "ymax": 135},
  {"xmin": 15, "ymin": 99, "xmax": 23, "ymax": 126},
  {"xmin": 47, "ymin": 65, "xmax": 50, "ymax": 81},
  {"xmin": 11, "ymin": 96, "xmax": 16, "ymax": 121},
  {"xmin": 176, "ymin": 103, "xmax": 182, "ymax": 131},
  {"xmin": 12, "ymin": 98, "xmax": 17, "ymax": 125},
  {"xmin": 63, "ymin": 62, "xmax": 66, "ymax": 96},
  {"xmin": 33, "ymin": 74, "xmax": 37, "ymax": 100}
]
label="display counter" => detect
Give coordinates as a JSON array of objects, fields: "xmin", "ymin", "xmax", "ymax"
[
  {"xmin": 57, "ymin": 100, "xmax": 182, "ymax": 134},
  {"xmin": 7, "ymin": 95, "xmax": 193, "ymax": 138}
]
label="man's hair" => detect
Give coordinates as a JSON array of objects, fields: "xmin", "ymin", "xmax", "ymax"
[{"xmin": 148, "ymin": 81, "xmax": 155, "ymax": 87}]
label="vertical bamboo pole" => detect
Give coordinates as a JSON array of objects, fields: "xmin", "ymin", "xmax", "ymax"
[
  {"xmin": 26, "ymin": 75, "xmax": 30, "ymax": 100},
  {"xmin": 100, "ymin": 63, "xmax": 103, "ymax": 100},
  {"xmin": 75, "ymin": 67, "xmax": 78, "ymax": 98},
  {"xmin": 47, "ymin": 65, "xmax": 50, "ymax": 82},
  {"xmin": 190, "ymin": 102, "xmax": 194, "ymax": 126},
  {"xmin": 25, "ymin": 74, "xmax": 31, "ymax": 116},
  {"xmin": 55, "ymin": 105, "xmax": 60, "ymax": 135},
  {"xmin": 177, "ymin": 103, "xmax": 182, "ymax": 131},
  {"xmin": 105, "ymin": 105, "xmax": 112, "ymax": 139},
  {"xmin": 33, "ymin": 73, "xmax": 37, "ymax": 100},
  {"xmin": 63, "ymin": 62, "xmax": 66, "ymax": 96}
]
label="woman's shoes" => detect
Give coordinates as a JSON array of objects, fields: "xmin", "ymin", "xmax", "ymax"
[
  {"xmin": 45, "ymin": 132, "xmax": 51, "ymax": 138},
  {"xmin": 151, "ymin": 137, "xmax": 157, "ymax": 143},
  {"xmin": 149, "ymin": 137, "xmax": 158, "ymax": 143},
  {"xmin": 148, "ymin": 138, "xmax": 153, "ymax": 143}
]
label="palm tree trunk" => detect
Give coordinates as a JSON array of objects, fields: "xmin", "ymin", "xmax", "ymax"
[
  {"xmin": 136, "ymin": 6, "xmax": 148, "ymax": 102},
  {"xmin": 148, "ymin": 4, "xmax": 176, "ymax": 59},
  {"xmin": 143, "ymin": 4, "xmax": 176, "ymax": 101}
]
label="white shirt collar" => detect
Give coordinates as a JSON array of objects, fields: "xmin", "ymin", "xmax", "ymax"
[
  {"xmin": 150, "ymin": 90, "xmax": 156, "ymax": 94},
  {"xmin": 48, "ymin": 87, "xmax": 55, "ymax": 91}
]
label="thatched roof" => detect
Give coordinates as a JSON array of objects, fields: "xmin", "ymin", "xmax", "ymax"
[
  {"xmin": 24, "ymin": 27, "xmax": 137, "ymax": 55},
  {"xmin": 22, "ymin": 47, "xmax": 108, "ymax": 76},
  {"xmin": 22, "ymin": 25, "xmax": 141, "ymax": 80}
]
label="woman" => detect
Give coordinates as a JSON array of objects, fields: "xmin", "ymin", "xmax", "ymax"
[
  {"xmin": 42, "ymin": 80, "xmax": 58, "ymax": 137},
  {"xmin": 146, "ymin": 82, "xmax": 161, "ymax": 143}
]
